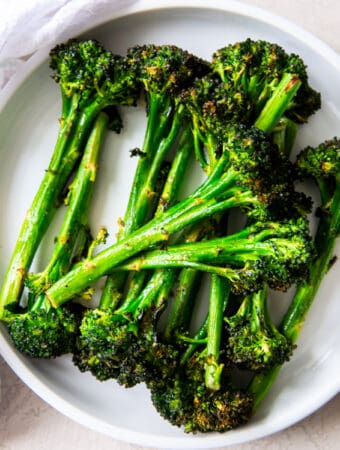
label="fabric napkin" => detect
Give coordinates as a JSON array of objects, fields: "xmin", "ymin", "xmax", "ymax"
[{"xmin": 0, "ymin": 0, "xmax": 137, "ymax": 88}]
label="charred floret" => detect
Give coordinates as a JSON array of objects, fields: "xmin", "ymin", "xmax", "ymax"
[
  {"xmin": 149, "ymin": 353, "xmax": 253, "ymax": 433},
  {"xmin": 211, "ymin": 38, "xmax": 321, "ymax": 122},
  {"xmin": 4, "ymin": 297, "xmax": 82, "ymax": 359},
  {"xmin": 127, "ymin": 44, "xmax": 209, "ymax": 96},
  {"xmin": 73, "ymin": 272, "xmax": 179, "ymax": 387},
  {"xmin": 50, "ymin": 39, "xmax": 140, "ymax": 109},
  {"xmin": 225, "ymin": 289, "xmax": 294, "ymax": 371}
]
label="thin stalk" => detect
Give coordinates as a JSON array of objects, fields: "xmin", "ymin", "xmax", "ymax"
[
  {"xmin": 26, "ymin": 112, "xmax": 109, "ymax": 294},
  {"xmin": 121, "ymin": 94, "xmax": 175, "ymax": 235},
  {"xmin": 205, "ymin": 275, "xmax": 229, "ymax": 391},
  {"xmin": 0, "ymin": 94, "xmax": 87, "ymax": 308},
  {"xmin": 122, "ymin": 126, "xmax": 194, "ymax": 306},
  {"xmin": 99, "ymin": 99, "xmax": 182, "ymax": 308},
  {"xmin": 271, "ymin": 117, "xmax": 298, "ymax": 157},
  {"xmin": 249, "ymin": 194, "xmax": 340, "ymax": 410},
  {"xmin": 103, "ymin": 127, "xmax": 194, "ymax": 312},
  {"xmin": 254, "ymin": 74, "xmax": 301, "ymax": 133},
  {"xmin": 163, "ymin": 268, "xmax": 202, "ymax": 342},
  {"xmin": 45, "ymin": 170, "xmax": 269, "ymax": 308},
  {"xmin": 115, "ymin": 234, "xmax": 281, "ymax": 271}
]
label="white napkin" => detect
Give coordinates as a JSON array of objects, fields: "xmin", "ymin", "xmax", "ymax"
[{"xmin": 0, "ymin": 0, "xmax": 137, "ymax": 88}]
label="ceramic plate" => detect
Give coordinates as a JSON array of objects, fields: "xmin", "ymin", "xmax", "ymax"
[{"xmin": 0, "ymin": 1, "xmax": 339, "ymax": 448}]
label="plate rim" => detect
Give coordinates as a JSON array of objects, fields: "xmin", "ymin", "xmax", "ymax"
[{"xmin": 0, "ymin": 0, "xmax": 339, "ymax": 448}]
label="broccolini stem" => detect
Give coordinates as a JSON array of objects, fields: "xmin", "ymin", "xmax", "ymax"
[
  {"xmin": 132, "ymin": 107, "xmax": 184, "ymax": 229},
  {"xmin": 271, "ymin": 117, "xmax": 298, "ymax": 157},
  {"xmin": 282, "ymin": 190, "xmax": 340, "ymax": 342},
  {"xmin": 156, "ymin": 127, "xmax": 194, "ymax": 215},
  {"xmin": 254, "ymin": 73, "xmax": 301, "ymax": 133},
  {"xmin": 115, "ymin": 234, "xmax": 282, "ymax": 271},
  {"xmin": 98, "ymin": 272, "xmax": 127, "ymax": 310},
  {"xmin": 205, "ymin": 275, "xmax": 230, "ymax": 391},
  {"xmin": 44, "ymin": 179, "xmax": 263, "ymax": 308},
  {"xmin": 102, "ymin": 127, "xmax": 194, "ymax": 312},
  {"xmin": 180, "ymin": 315, "xmax": 209, "ymax": 365},
  {"xmin": 26, "ymin": 112, "xmax": 109, "ymax": 295},
  {"xmin": 179, "ymin": 282, "xmax": 231, "ymax": 365},
  {"xmin": 99, "ymin": 100, "xmax": 183, "ymax": 308},
  {"xmin": 137, "ymin": 268, "xmax": 176, "ymax": 318},
  {"xmin": 121, "ymin": 93, "xmax": 177, "ymax": 236},
  {"xmin": 163, "ymin": 267, "xmax": 202, "ymax": 342},
  {"xmin": 192, "ymin": 115, "xmax": 209, "ymax": 172},
  {"xmin": 0, "ymin": 96, "xmax": 95, "ymax": 309},
  {"xmin": 122, "ymin": 271, "xmax": 151, "ymax": 307},
  {"xmin": 249, "ymin": 191, "xmax": 340, "ymax": 409},
  {"xmin": 121, "ymin": 126, "xmax": 195, "ymax": 307}
]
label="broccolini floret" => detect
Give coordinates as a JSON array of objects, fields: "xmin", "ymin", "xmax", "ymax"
[
  {"xmin": 225, "ymin": 288, "xmax": 294, "ymax": 371},
  {"xmin": 211, "ymin": 38, "xmax": 321, "ymax": 124}
]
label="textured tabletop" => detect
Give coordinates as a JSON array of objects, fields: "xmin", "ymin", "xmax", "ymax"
[{"xmin": 1, "ymin": 1, "xmax": 340, "ymax": 449}]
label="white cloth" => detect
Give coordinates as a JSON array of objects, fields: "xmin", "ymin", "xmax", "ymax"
[{"xmin": 0, "ymin": 0, "xmax": 136, "ymax": 87}]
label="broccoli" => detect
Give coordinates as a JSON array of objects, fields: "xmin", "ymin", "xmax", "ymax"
[
  {"xmin": 73, "ymin": 268, "xmax": 178, "ymax": 386},
  {"xmin": 284, "ymin": 138, "xmax": 340, "ymax": 339},
  {"xmin": 73, "ymin": 129, "xmax": 195, "ymax": 384},
  {"xmin": 211, "ymin": 38, "xmax": 321, "ymax": 127},
  {"xmin": 44, "ymin": 125, "xmax": 310, "ymax": 307},
  {"xmin": 147, "ymin": 215, "xmax": 311, "ymax": 432},
  {"xmin": 4, "ymin": 296, "xmax": 82, "ymax": 359},
  {"xmin": 149, "ymin": 279, "xmax": 253, "ymax": 433},
  {"xmin": 225, "ymin": 288, "xmax": 294, "ymax": 371},
  {"xmin": 160, "ymin": 38, "xmax": 319, "ymax": 355},
  {"xmin": 0, "ymin": 111, "xmax": 111, "ymax": 357},
  {"xmin": 150, "ymin": 354, "xmax": 254, "ymax": 433},
  {"xmin": 126, "ymin": 41, "xmax": 309, "ymax": 350},
  {"xmin": 99, "ymin": 44, "xmax": 209, "ymax": 310},
  {"xmin": 0, "ymin": 39, "xmax": 139, "ymax": 312},
  {"xmin": 249, "ymin": 138, "xmax": 340, "ymax": 408},
  {"xmin": 116, "ymin": 217, "xmax": 314, "ymax": 295},
  {"xmin": 119, "ymin": 44, "xmax": 209, "ymax": 233}
]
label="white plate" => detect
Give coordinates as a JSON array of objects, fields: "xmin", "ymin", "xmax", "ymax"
[{"xmin": 0, "ymin": 1, "xmax": 339, "ymax": 448}]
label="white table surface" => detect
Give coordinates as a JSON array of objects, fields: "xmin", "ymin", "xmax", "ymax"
[{"xmin": 1, "ymin": 0, "xmax": 340, "ymax": 449}]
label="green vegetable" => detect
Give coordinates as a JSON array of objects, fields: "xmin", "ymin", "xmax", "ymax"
[
  {"xmin": 45, "ymin": 125, "xmax": 308, "ymax": 307},
  {"xmin": 0, "ymin": 111, "xmax": 110, "ymax": 357},
  {"xmin": 0, "ymin": 39, "xmax": 139, "ymax": 312},
  {"xmin": 250, "ymin": 138, "xmax": 340, "ymax": 408}
]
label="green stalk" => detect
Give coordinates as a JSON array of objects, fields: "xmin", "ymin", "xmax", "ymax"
[
  {"xmin": 121, "ymin": 94, "xmax": 176, "ymax": 235},
  {"xmin": 26, "ymin": 112, "xmax": 109, "ymax": 294},
  {"xmin": 45, "ymin": 165, "xmax": 276, "ymax": 308},
  {"xmin": 113, "ymin": 267, "xmax": 176, "ymax": 322},
  {"xmin": 179, "ymin": 287, "xmax": 234, "ymax": 366},
  {"xmin": 122, "ymin": 125, "xmax": 194, "ymax": 306},
  {"xmin": 99, "ymin": 99, "xmax": 182, "ymax": 308},
  {"xmin": 163, "ymin": 267, "xmax": 202, "ymax": 342},
  {"xmin": 166, "ymin": 72, "xmax": 303, "ymax": 349},
  {"xmin": 115, "ymin": 232, "xmax": 282, "ymax": 271},
  {"xmin": 254, "ymin": 74, "xmax": 301, "ymax": 133},
  {"xmin": 205, "ymin": 275, "xmax": 229, "ymax": 391},
  {"xmin": 180, "ymin": 316, "xmax": 209, "ymax": 365},
  {"xmin": 103, "ymin": 127, "xmax": 194, "ymax": 313},
  {"xmin": 132, "ymin": 108, "xmax": 183, "ymax": 226},
  {"xmin": 271, "ymin": 117, "xmax": 298, "ymax": 157},
  {"xmin": 0, "ymin": 94, "xmax": 86, "ymax": 308},
  {"xmin": 249, "ymin": 189, "xmax": 340, "ymax": 409}
]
